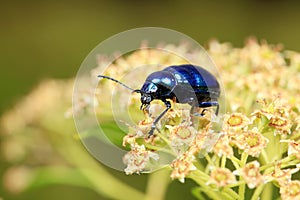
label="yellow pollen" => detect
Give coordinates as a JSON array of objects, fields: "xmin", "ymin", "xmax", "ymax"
[
  {"xmin": 228, "ymin": 116, "xmax": 243, "ymax": 126},
  {"xmin": 216, "ymin": 173, "xmax": 227, "ymax": 181},
  {"xmin": 248, "ymin": 168, "xmax": 258, "ymax": 177},
  {"xmin": 246, "ymin": 136, "xmax": 259, "ymax": 147}
]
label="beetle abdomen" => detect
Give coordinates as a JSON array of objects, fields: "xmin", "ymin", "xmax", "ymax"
[
  {"xmin": 164, "ymin": 65, "xmax": 218, "ymax": 86},
  {"xmin": 163, "ymin": 64, "xmax": 220, "ymax": 98}
]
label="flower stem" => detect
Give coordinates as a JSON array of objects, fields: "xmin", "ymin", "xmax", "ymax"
[
  {"xmin": 251, "ymin": 183, "xmax": 264, "ymax": 200},
  {"xmin": 145, "ymin": 169, "xmax": 170, "ymax": 200},
  {"xmin": 144, "ymin": 143, "xmax": 175, "ymax": 156},
  {"xmin": 240, "ymin": 152, "xmax": 248, "ymax": 165},
  {"xmin": 261, "ymin": 183, "xmax": 272, "ymax": 200},
  {"xmin": 204, "ymin": 154, "xmax": 214, "ymax": 174},
  {"xmin": 222, "ymin": 187, "xmax": 240, "ymax": 200},
  {"xmin": 260, "ymin": 149, "xmax": 269, "ymax": 165},
  {"xmin": 238, "ymin": 177, "xmax": 245, "ymax": 200},
  {"xmin": 156, "ymin": 131, "xmax": 171, "ymax": 145},
  {"xmin": 221, "ymin": 155, "xmax": 227, "ymax": 168},
  {"xmin": 261, "ymin": 155, "xmax": 297, "ymax": 173},
  {"xmin": 230, "ymin": 156, "xmax": 242, "ymax": 169},
  {"xmin": 227, "ymin": 180, "xmax": 244, "ymax": 188},
  {"xmin": 238, "ymin": 152, "xmax": 248, "ymax": 200}
]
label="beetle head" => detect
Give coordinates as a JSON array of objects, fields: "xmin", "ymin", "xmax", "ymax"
[
  {"xmin": 138, "ymin": 81, "xmax": 158, "ymax": 110},
  {"xmin": 137, "ymin": 71, "xmax": 176, "ymax": 110},
  {"xmin": 140, "ymin": 93, "xmax": 152, "ymax": 110}
]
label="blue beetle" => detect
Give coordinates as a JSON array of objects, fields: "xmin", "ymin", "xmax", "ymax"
[{"xmin": 99, "ymin": 64, "xmax": 220, "ymax": 136}]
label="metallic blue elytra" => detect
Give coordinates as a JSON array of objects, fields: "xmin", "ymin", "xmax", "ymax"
[{"xmin": 98, "ymin": 64, "xmax": 220, "ymax": 137}]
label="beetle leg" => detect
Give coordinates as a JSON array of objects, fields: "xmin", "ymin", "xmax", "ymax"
[
  {"xmin": 148, "ymin": 100, "xmax": 171, "ymax": 137},
  {"xmin": 172, "ymin": 97, "xmax": 177, "ymax": 103},
  {"xmin": 199, "ymin": 109, "xmax": 208, "ymax": 116},
  {"xmin": 191, "ymin": 108, "xmax": 207, "ymax": 117},
  {"xmin": 199, "ymin": 101, "xmax": 219, "ymax": 115},
  {"xmin": 189, "ymin": 98, "xmax": 204, "ymax": 116}
]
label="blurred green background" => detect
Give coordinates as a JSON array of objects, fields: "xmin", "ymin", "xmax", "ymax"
[
  {"xmin": 2, "ymin": 0, "xmax": 300, "ymax": 114},
  {"xmin": 1, "ymin": 0, "xmax": 300, "ymax": 199}
]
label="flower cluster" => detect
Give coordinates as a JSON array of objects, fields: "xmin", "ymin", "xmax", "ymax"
[
  {"xmin": 1, "ymin": 39, "xmax": 300, "ymax": 200},
  {"xmin": 123, "ymin": 143, "xmax": 159, "ymax": 175},
  {"xmin": 122, "ymin": 101, "xmax": 218, "ymax": 178},
  {"xmin": 119, "ymin": 39, "xmax": 300, "ymax": 199}
]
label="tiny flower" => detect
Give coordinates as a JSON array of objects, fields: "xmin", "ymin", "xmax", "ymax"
[
  {"xmin": 223, "ymin": 113, "xmax": 250, "ymax": 130},
  {"xmin": 164, "ymin": 108, "xmax": 182, "ymax": 125},
  {"xmin": 170, "ymin": 153, "xmax": 196, "ymax": 183},
  {"xmin": 265, "ymin": 163, "xmax": 299, "ymax": 186},
  {"xmin": 231, "ymin": 129, "xmax": 268, "ymax": 157},
  {"xmin": 234, "ymin": 161, "xmax": 263, "ymax": 189},
  {"xmin": 165, "ymin": 103, "xmax": 192, "ymax": 126},
  {"xmin": 287, "ymin": 140, "xmax": 300, "ymax": 159},
  {"xmin": 213, "ymin": 133, "xmax": 233, "ymax": 158},
  {"xmin": 123, "ymin": 144, "xmax": 159, "ymax": 174},
  {"xmin": 122, "ymin": 134, "xmax": 137, "ymax": 147},
  {"xmin": 136, "ymin": 118, "xmax": 154, "ymax": 137},
  {"xmin": 241, "ymin": 38, "xmax": 285, "ymax": 71},
  {"xmin": 208, "ymin": 167, "xmax": 236, "ymax": 187},
  {"xmin": 251, "ymin": 108, "xmax": 274, "ymax": 121},
  {"xmin": 269, "ymin": 115, "xmax": 292, "ymax": 135},
  {"xmin": 168, "ymin": 125, "xmax": 197, "ymax": 155},
  {"xmin": 188, "ymin": 126, "xmax": 210, "ymax": 155},
  {"xmin": 169, "ymin": 125, "xmax": 197, "ymax": 141},
  {"xmin": 202, "ymin": 129, "xmax": 221, "ymax": 153},
  {"xmin": 280, "ymin": 180, "xmax": 300, "ymax": 200},
  {"xmin": 251, "ymin": 98, "xmax": 290, "ymax": 121}
]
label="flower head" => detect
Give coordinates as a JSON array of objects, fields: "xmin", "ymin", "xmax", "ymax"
[
  {"xmin": 286, "ymin": 140, "xmax": 300, "ymax": 159},
  {"xmin": 251, "ymin": 98, "xmax": 293, "ymax": 135},
  {"xmin": 265, "ymin": 163, "xmax": 299, "ymax": 186},
  {"xmin": 280, "ymin": 180, "xmax": 300, "ymax": 200},
  {"xmin": 136, "ymin": 118, "xmax": 154, "ymax": 137},
  {"xmin": 186, "ymin": 130, "xmax": 207, "ymax": 156},
  {"xmin": 208, "ymin": 167, "xmax": 236, "ymax": 187},
  {"xmin": 269, "ymin": 115, "xmax": 292, "ymax": 135},
  {"xmin": 223, "ymin": 113, "xmax": 250, "ymax": 130},
  {"xmin": 234, "ymin": 161, "xmax": 264, "ymax": 189},
  {"xmin": 165, "ymin": 103, "xmax": 192, "ymax": 126},
  {"xmin": 168, "ymin": 125, "xmax": 197, "ymax": 155},
  {"xmin": 123, "ymin": 144, "xmax": 159, "ymax": 174},
  {"xmin": 213, "ymin": 133, "xmax": 233, "ymax": 158},
  {"xmin": 231, "ymin": 129, "xmax": 268, "ymax": 157},
  {"xmin": 89, "ymin": 40, "xmax": 300, "ymax": 199},
  {"xmin": 170, "ymin": 153, "xmax": 196, "ymax": 183}
]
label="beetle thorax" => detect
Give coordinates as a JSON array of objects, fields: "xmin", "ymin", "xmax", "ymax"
[{"xmin": 139, "ymin": 71, "xmax": 176, "ymax": 109}]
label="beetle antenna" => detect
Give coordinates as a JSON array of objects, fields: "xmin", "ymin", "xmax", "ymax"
[
  {"xmin": 132, "ymin": 89, "xmax": 141, "ymax": 93},
  {"xmin": 98, "ymin": 75, "xmax": 136, "ymax": 92}
]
